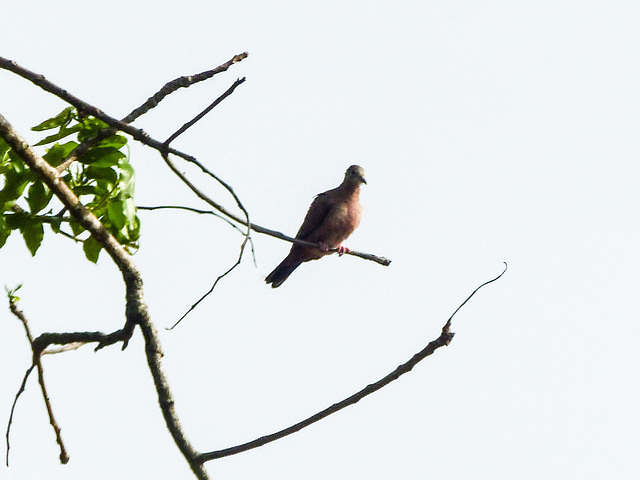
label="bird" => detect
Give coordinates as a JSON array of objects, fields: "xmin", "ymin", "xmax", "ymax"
[{"xmin": 265, "ymin": 165, "xmax": 367, "ymax": 288}]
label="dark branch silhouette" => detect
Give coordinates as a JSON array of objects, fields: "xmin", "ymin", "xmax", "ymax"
[
  {"xmin": 0, "ymin": 55, "xmax": 390, "ymax": 267},
  {"xmin": 6, "ymin": 300, "xmax": 69, "ymax": 466},
  {"xmin": 164, "ymin": 77, "xmax": 247, "ymax": 146},
  {"xmin": 0, "ymin": 113, "xmax": 209, "ymax": 479},
  {"xmin": 0, "ymin": 54, "xmax": 503, "ymax": 480},
  {"xmin": 199, "ymin": 263, "xmax": 508, "ymax": 461}
]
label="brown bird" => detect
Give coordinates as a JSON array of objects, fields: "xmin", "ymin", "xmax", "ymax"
[{"xmin": 265, "ymin": 165, "xmax": 367, "ymax": 288}]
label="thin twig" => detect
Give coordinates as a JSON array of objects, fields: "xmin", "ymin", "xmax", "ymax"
[
  {"xmin": 5, "ymin": 364, "xmax": 35, "ymax": 467},
  {"xmin": 2, "ymin": 55, "xmax": 256, "ymax": 268},
  {"xmin": 122, "ymin": 52, "xmax": 248, "ymax": 124},
  {"xmin": 167, "ymin": 232, "xmax": 251, "ymax": 330},
  {"xmin": 1, "ymin": 113, "xmax": 209, "ymax": 479},
  {"xmin": 164, "ymin": 77, "xmax": 246, "ymax": 146},
  {"xmin": 55, "ymin": 52, "xmax": 249, "ymax": 172},
  {"xmin": 159, "ymin": 150, "xmax": 254, "ymax": 322},
  {"xmin": 8, "ymin": 300, "xmax": 69, "ymax": 465},
  {"xmin": 138, "ymin": 205, "xmax": 247, "ymax": 235},
  {"xmin": 0, "ymin": 55, "xmax": 390, "ymax": 266},
  {"xmin": 137, "ymin": 205, "xmax": 257, "ymax": 263},
  {"xmin": 199, "ymin": 263, "xmax": 508, "ymax": 462}
]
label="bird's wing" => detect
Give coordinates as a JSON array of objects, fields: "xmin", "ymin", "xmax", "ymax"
[{"xmin": 295, "ymin": 191, "xmax": 334, "ymax": 240}]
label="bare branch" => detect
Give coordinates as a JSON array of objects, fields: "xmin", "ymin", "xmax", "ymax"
[
  {"xmin": 1, "ymin": 56, "xmax": 390, "ymax": 266},
  {"xmin": 122, "ymin": 52, "xmax": 248, "ymax": 124},
  {"xmin": 167, "ymin": 232, "xmax": 251, "ymax": 330},
  {"xmin": 200, "ymin": 263, "xmax": 508, "ymax": 461},
  {"xmin": 137, "ymin": 317, "xmax": 210, "ymax": 479},
  {"xmin": 0, "ymin": 113, "xmax": 209, "ymax": 479},
  {"xmin": 164, "ymin": 77, "xmax": 246, "ymax": 146},
  {"xmin": 55, "ymin": 52, "xmax": 249, "ymax": 173},
  {"xmin": 5, "ymin": 364, "xmax": 35, "ymax": 467},
  {"xmin": 137, "ymin": 205, "xmax": 252, "ymax": 238},
  {"xmin": 7, "ymin": 300, "xmax": 69, "ymax": 465}
]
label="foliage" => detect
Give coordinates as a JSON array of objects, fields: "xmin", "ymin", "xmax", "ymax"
[{"xmin": 0, "ymin": 107, "xmax": 139, "ymax": 262}]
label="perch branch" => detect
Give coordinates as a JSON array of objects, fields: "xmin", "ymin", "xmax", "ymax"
[
  {"xmin": 200, "ymin": 263, "xmax": 508, "ymax": 461},
  {"xmin": 0, "ymin": 55, "xmax": 390, "ymax": 266}
]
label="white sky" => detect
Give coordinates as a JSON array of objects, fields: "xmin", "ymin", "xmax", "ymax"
[{"xmin": 1, "ymin": 1, "xmax": 639, "ymax": 479}]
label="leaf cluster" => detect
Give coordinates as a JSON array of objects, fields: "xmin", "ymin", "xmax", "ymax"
[{"xmin": 0, "ymin": 107, "xmax": 139, "ymax": 262}]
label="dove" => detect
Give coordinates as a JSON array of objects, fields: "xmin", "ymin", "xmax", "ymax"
[{"xmin": 265, "ymin": 165, "xmax": 366, "ymax": 288}]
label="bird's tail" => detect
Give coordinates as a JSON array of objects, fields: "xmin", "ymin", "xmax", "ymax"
[{"xmin": 265, "ymin": 255, "xmax": 302, "ymax": 288}]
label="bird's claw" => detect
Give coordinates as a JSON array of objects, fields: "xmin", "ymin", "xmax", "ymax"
[{"xmin": 337, "ymin": 245, "xmax": 350, "ymax": 256}]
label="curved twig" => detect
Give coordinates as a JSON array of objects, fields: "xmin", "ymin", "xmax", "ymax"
[
  {"xmin": 5, "ymin": 364, "xmax": 35, "ymax": 467},
  {"xmin": 199, "ymin": 263, "xmax": 508, "ymax": 462}
]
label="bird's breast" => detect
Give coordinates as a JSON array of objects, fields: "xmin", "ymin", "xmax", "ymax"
[{"xmin": 322, "ymin": 202, "xmax": 362, "ymax": 247}]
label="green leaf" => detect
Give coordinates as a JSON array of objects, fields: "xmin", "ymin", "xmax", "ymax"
[
  {"xmin": 31, "ymin": 107, "xmax": 75, "ymax": 131},
  {"xmin": 82, "ymin": 235, "xmax": 101, "ymax": 263},
  {"xmin": 73, "ymin": 185, "xmax": 98, "ymax": 197},
  {"xmin": 20, "ymin": 219, "xmax": 44, "ymax": 256},
  {"xmin": 0, "ymin": 137, "xmax": 11, "ymax": 161},
  {"xmin": 69, "ymin": 217, "xmax": 85, "ymax": 237},
  {"xmin": 26, "ymin": 181, "xmax": 52, "ymax": 214},
  {"xmin": 98, "ymin": 134, "xmax": 128, "ymax": 149},
  {"xmin": 85, "ymin": 166, "xmax": 118, "ymax": 186},
  {"xmin": 0, "ymin": 215, "xmax": 11, "ymax": 248},
  {"xmin": 49, "ymin": 215, "xmax": 62, "ymax": 234},
  {"xmin": 77, "ymin": 117, "xmax": 110, "ymax": 142},
  {"xmin": 34, "ymin": 124, "xmax": 83, "ymax": 146},
  {"xmin": 4, "ymin": 211, "xmax": 28, "ymax": 230},
  {"xmin": 107, "ymin": 200, "xmax": 127, "ymax": 230},
  {"xmin": 117, "ymin": 160, "xmax": 135, "ymax": 195},
  {"xmin": 0, "ymin": 161, "xmax": 32, "ymax": 209},
  {"xmin": 5, "ymin": 284, "xmax": 22, "ymax": 302},
  {"xmin": 42, "ymin": 141, "xmax": 78, "ymax": 167},
  {"xmin": 79, "ymin": 147, "xmax": 125, "ymax": 166}
]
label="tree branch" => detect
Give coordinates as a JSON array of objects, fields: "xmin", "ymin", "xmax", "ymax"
[
  {"xmin": 6, "ymin": 300, "xmax": 69, "ymax": 465},
  {"xmin": 200, "ymin": 263, "xmax": 508, "ymax": 461},
  {"xmin": 55, "ymin": 52, "xmax": 249, "ymax": 173},
  {"xmin": 0, "ymin": 113, "xmax": 209, "ymax": 479},
  {"xmin": 5, "ymin": 364, "xmax": 35, "ymax": 467},
  {"xmin": 164, "ymin": 76, "xmax": 247, "ymax": 146},
  {"xmin": 122, "ymin": 52, "xmax": 248, "ymax": 124},
  {"xmin": 1, "ymin": 56, "xmax": 390, "ymax": 266}
]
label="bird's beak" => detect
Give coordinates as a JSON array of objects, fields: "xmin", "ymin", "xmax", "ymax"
[{"xmin": 360, "ymin": 176, "xmax": 367, "ymax": 185}]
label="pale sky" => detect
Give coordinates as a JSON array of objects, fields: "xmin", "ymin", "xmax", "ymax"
[{"xmin": 1, "ymin": 1, "xmax": 639, "ymax": 479}]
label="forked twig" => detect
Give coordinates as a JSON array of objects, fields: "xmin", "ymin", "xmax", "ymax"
[
  {"xmin": 199, "ymin": 263, "xmax": 508, "ymax": 461},
  {"xmin": 6, "ymin": 300, "xmax": 69, "ymax": 465},
  {"xmin": 1, "ymin": 55, "xmax": 390, "ymax": 266},
  {"xmin": 56, "ymin": 52, "xmax": 249, "ymax": 172}
]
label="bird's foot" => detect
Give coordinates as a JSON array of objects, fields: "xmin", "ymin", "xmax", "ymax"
[{"xmin": 337, "ymin": 245, "xmax": 350, "ymax": 256}]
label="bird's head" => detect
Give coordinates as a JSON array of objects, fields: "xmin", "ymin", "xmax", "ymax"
[{"xmin": 345, "ymin": 165, "xmax": 367, "ymax": 185}]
